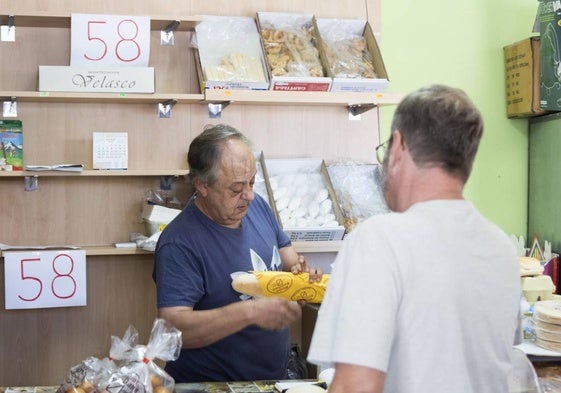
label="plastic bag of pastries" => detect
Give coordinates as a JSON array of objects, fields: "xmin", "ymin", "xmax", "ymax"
[
  {"xmin": 56, "ymin": 357, "xmax": 117, "ymax": 393},
  {"xmin": 56, "ymin": 319, "xmax": 181, "ymax": 393},
  {"xmin": 107, "ymin": 319, "xmax": 182, "ymax": 393},
  {"xmin": 259, "ymin": 13, "xmax": 325, "ymax": 78},
  {"xmin": 318, "ymin": 19, "xmax": 377, "ymax": 79},
  {"xmin": 194, "ymin": 16, "xmax": 268, "ymax": 83}
]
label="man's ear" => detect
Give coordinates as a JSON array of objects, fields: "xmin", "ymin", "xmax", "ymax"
[
  {"xmin": 193, "ymin": 177, "xmax": 209, "ymax": 197},
  {"xmin": 388, "ymin": 130, "xmax": 405, "ymax": 164}
]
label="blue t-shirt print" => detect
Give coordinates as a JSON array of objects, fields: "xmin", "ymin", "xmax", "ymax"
[{"xmin": 233, "ymin": 246, "xmax": 282, "ymax": 300}]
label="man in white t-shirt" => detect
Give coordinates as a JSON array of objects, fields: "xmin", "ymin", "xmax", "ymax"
[{"xmin": 307, "ymin": 84, "xmax": 521, "ymax": 393}]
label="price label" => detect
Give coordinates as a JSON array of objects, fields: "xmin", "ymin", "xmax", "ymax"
[
  {"xmin": 71, "ymin": 13, "xmax": 150, "ymax": 67},
  {"xmin": 4, "ymin": 250, "xmax": 87, "ymax": 310}
]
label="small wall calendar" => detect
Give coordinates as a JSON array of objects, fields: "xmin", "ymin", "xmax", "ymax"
[{"xmin": 93, "ymin": 132, "xmax": 128, "ymax": 170}]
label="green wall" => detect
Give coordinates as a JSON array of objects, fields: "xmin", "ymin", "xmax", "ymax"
[{"xmin": 380, "ymin": 0, "xmax": 537, "ymax": 237}]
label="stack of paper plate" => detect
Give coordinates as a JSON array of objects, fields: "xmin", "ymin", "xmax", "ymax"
[{"xmin": 533, "ymin": 300, "xmax": 561, "ymax": 352}]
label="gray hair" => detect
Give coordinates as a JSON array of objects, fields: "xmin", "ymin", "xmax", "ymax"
[
  {"xmin": 390, "ymin": 84, "xmax": 483, "ymax": 182},
  {"xmin": 187, "ymin": 124, "xmax": 252, "ymax": 185}
]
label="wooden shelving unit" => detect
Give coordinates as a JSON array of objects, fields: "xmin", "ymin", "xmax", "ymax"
[{"xmin": 0, "ymin": 1, "xmax": 386, "ymax": 386}]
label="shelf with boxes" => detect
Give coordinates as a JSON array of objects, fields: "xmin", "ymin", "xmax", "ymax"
[
  {"xmin": 1, "ymin": 11, "xmax": 399, "ymax": 110},
  {"xmin": 0, "ymin": 10, "xmax": 392, "ymax": 257}
]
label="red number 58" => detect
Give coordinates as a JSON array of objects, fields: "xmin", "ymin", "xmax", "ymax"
[
  {"xmin": 18, "ymin": 254, "xmax": 77, "ymax": 302},
  {"xmin": 84, "ymin": 19, "xmax": 141, "ymax": 63}
]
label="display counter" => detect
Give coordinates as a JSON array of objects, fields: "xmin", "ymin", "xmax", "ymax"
[{"xmin": 0, "ymin": 380, "xmax": 326, "ymax": 393}]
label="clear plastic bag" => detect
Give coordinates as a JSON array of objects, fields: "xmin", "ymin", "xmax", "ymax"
[
  {"xmin": 327, "ymin": 162, "xmax": 389, "ymax": 231},
  {"xmin": 193, "ymin": 16, "xmax": 268, "ymax": 82},
  {"xmin": 259, "ymin": 14, "xmax": 324, "ymax": 77},
  {"xmin": 319, "ymin": 19, "xmax": 376, "ymax": 79},
  {"xmin": 56, "ymin": 319, "xmax": 182, "ymax": 393}
]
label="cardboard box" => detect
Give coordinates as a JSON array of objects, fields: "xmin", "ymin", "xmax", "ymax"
[
  {"xmin": 327, "ymin": 162, "xmax": 389, "ymax": 232},
  {"xmin": 316, "ymin": 18, "xmax": 389, "ymax": 93},
  {"xmin": 263, "ymin": 158, "xmax": 346, "ymax": 241},
  {"xmin": 256, "ymin": 12, "xmax": 332, "ymax": 92},
  {"xmin": 0, "ymin": 120, "xmax": 23, "ymax": 171},
  {"xmin": 38, "ymin": 66, "xmax": 155, "ymax": 93},
  {"xmin": 538, "ymin": 1, "xmax": 561, "ymax": 111},
  {"xmin": 253, "ymin": 151, "xmax": 274, "ymax": 206},
  {"xmin": 504, "ymin": 37, "xmax": 546, "ymax": 118},
  {"xmin": 543, "ymin": 253, "xmax": 560, "ymax": 294},
  {"xmin": 194, "ymin": 15, "xmax": 270, "ymax": 91}
]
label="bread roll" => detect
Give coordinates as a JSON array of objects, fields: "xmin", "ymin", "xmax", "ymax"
[
  {"xmin": 520, "ymin": 256, "xmax": 544, "ymax": 276},
  {"xmin": 232, "ymin": 272, "xmax": 266, "ymax": 297}
]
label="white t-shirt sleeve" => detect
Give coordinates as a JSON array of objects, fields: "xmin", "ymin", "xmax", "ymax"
[{"xmin": 307, "ymin": 218, "xmax": 402, "ymax": 372}]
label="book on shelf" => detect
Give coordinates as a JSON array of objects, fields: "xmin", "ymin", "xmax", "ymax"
[
  {"xmin": 0, "ymin": 120, "xmax": 23, "ymax": 171},
  {"xmin": 25, "ymin": 164, "xmax": 84, "ymax": 172}
]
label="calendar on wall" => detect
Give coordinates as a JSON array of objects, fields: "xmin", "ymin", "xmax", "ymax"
[{"xmin": 93, "ymin": 132, "xmax": 128, "ymax": 170}]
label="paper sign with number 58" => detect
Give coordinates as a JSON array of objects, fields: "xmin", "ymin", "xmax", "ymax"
[
  {"xmin": 70, "ymin": 13, "xmax": 150, "ymax": 67},
  {"xmin": 4, "ymin": 250, "xmax": 87, "ymax": 310}
]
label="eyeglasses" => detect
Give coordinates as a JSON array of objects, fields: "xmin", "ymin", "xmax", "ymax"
[{"xmin": 375, "ymin": 139, "xmax": 390, "ymax": 164}]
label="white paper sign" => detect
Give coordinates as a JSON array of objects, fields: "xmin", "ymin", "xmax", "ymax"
[
  {"xmin": 4, "ymin": 250, "xmax": 87, "ymax": 310},
  {"xmin": 71, "ymin": 13, "xmax": 150, "ymax": 67}
]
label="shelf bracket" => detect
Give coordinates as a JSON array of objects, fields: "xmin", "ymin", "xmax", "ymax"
[
  {"xmin": 0, "ymin": 15, "xmax": 15, "ymax": 42},
  {"xmin": 24, "ymin": 176, "xmax": 38, "ymax": 192},
  {"xmin": 158, "ymin": 99, "xmax": 177, "ymax": 118},
  {"xmin": 348, "ymin": 103, "xmax": 377, "ymax": 117},
  {"xmin": 160, "ymin": 176, "xmax": 173, "ymax": 190},
  {"xmin": 2, "ymin": 96, "xmax": 17, "ymax": 117},
  {"xmin": 160, "ymin": 20, "xmax": 180, "ymax": 46},
  {"xmin": 208, "ymin": 101, "xmax": 231, "ymax": 119}
]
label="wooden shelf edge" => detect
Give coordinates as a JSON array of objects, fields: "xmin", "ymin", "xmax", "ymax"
[
  {"xmin": 84, "ymin": 245, "xmax": 153, "ymax": 256},
  {"xmin": 1, "ymin": 241, "xmax": 341, "ymax": 258},
  {"xmin": 1, "ymin": 91, "xmax": 204, "ymax": 104},
  {"xmin": 0, "ymin": 13, "xmax": 202, "ymax": 30},
  {"xmin": 293, "ymin": 240, "xmax": 343, "ymax": 253},
  {"xmin": 1, "ymin": 90, "xmax": 402, "ymax": 107},
  {"xmin": 0, "ymin": 245, "xmax": 152, "ymax": 258},
  {"xmin": 0, "ymin": 169, "xmax": 189, "ymax": 177},
  {"xmin": 204, "ymin": 90, "xmax": 404, "ymax": 106}
]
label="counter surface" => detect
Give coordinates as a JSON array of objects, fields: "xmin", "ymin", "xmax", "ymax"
[{"xmin": 0, "ymin": 380, "xmax": 323, "ymax": 393}]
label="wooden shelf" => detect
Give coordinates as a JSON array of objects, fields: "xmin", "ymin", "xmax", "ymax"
[
  {"xmin": 1, "ymin": 90, "xmax": 402, "ymax": 107},
  {"xmin": 204, "ymin": 89, "xmax": 404, "ymax": 106},
  {"xmin": 1, "ymin": 241, "xmax": 342, "ymax": 258},
  {"xmin": 0, "ymin": 12, "xmax": 201, "ymax": 30},
  {"xmin": 0, "ymin": 169, "xmax": 188, "ymax": 177},
  {"xmin": 84, "ymin": 245, "xmax": 153, "ymax": 256},
  {"xmin": 0, "ymin": 245, "xmax": 152, "ymax": 258},
  {"xmin": 1, "ymin": 91, "xmax": 204, "ymax": 104},
  {"xmin": 293, "ymin": 241, "xmax": 342, "ymax": 253}
]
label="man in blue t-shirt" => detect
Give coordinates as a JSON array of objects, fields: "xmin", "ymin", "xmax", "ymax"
[{"xmin": 153, "ymin": 124, "xmax": 323, "ymax": 383}]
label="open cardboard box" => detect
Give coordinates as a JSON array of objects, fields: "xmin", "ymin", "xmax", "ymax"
[
  {"xmin": 253, "ymin": 151, "xmax": 274, "ymax": 207},
  {"xmin": 194, "ymin": 15, "xmax": 270, "ymax": 91},
  {"xmin": 256, "ymin": 12, "xmax": 332, "ymax": 92},
  {"xmin": 316, "ymin": 18, "xmax": 389, "ymax": 93},
  {"xmin": 262, "ymin": 157, "xmax": 346, "ymax": 241}
]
